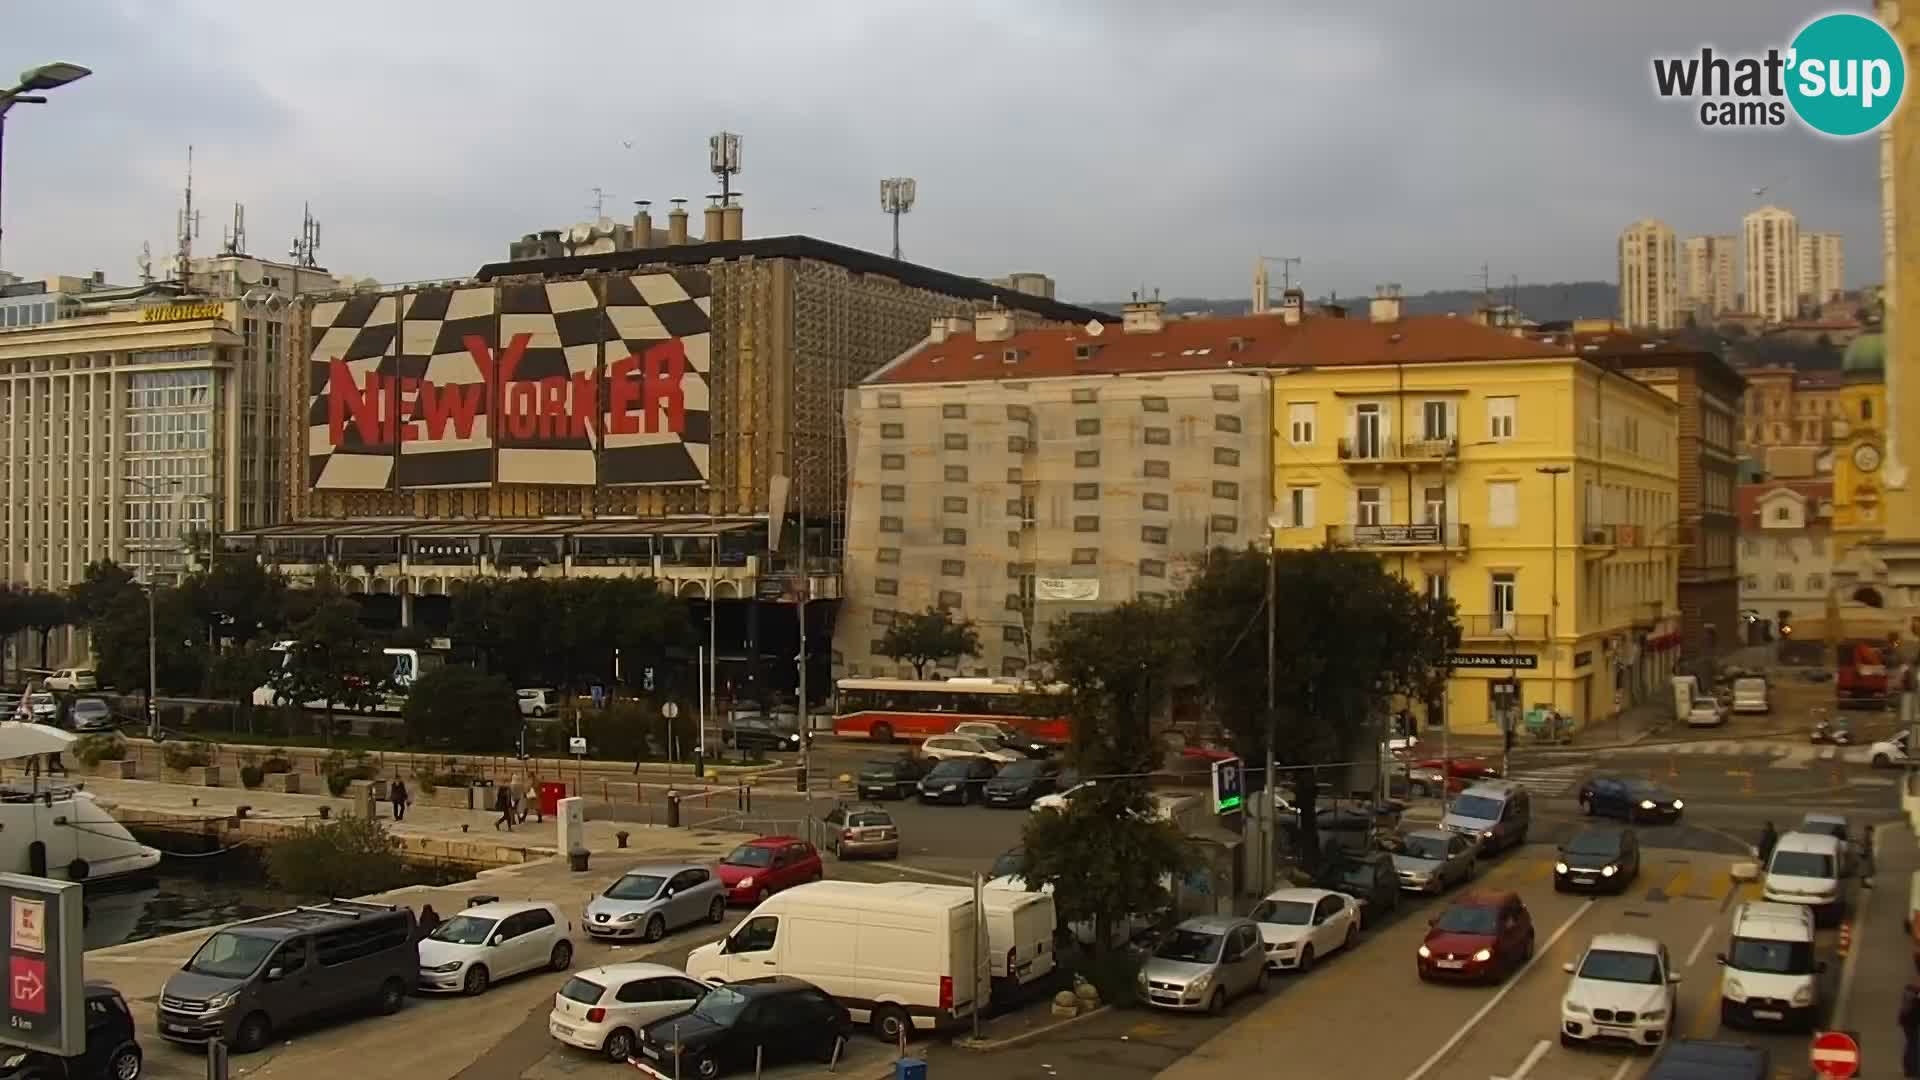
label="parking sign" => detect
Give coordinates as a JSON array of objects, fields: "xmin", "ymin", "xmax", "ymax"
[{"xmin": 0, "ymin": 874, "xmax": 82, "ymax": 1056}]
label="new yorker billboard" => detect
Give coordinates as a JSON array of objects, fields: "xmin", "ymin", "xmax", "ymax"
[{"xmin": 305, "ymin": 272, "xmax": 713, "ymax": 490}]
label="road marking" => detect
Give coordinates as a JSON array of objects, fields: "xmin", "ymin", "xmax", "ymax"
[
  {"xmin": 1606, "ymin": 1059, "xmax": 1634, "ymax": 1080},
  {"xmin": 1829, "ymin": 822, "xmax": 1882, "ymax": 1031},
  {"xmin": 1665, "ymin": 867, "xmax": 1694, "ymax": 899},
  {"xmin": 1685, "ymin": 922, "xmax": 1717, "ymax": 968},
  {"xmin": 1402, "ymin": 899, "xmax": 1595, "ymax": 1080},
  {"xmin": 1491, "ymin": 1039, "xmax": 1552, "ymax": 1080}
]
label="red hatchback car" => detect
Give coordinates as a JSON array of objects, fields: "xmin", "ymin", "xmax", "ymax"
[
  {"xmin": 1416, "ymin": 891, "xmax": 1534, "ymax": 983},
  {"xmin": 716, "ymin": 836, "xmax": 823, "ymax": 905}
]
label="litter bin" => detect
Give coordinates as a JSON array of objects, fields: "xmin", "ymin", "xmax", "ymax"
[
  {"xmin": 539, "ymin": 781, "xmax": 567, "ymax": 819},
  {"xmin": 894, "ymin": 1059, "xmax": 927, "ymax": 1080}
]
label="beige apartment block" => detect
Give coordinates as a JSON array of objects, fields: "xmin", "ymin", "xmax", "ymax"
[
  {"xmin": 1618, "ymin": 219, "xmax": 1679, "ymax": 330},
  {"xmin": 1744, "ymin": 205, "xmax": 1801, "ymax": 324}
]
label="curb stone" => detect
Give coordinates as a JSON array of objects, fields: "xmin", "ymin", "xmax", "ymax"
[{"xmin": 952, "ymin": 1004, "xmax": 1113, "ymax": 1051}]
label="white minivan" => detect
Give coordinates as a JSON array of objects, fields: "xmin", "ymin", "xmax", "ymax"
[
  {"xmin": 1762, "ymin": 832, "xmax": 1849, "ymax": 926},
  {"xmin": 686, "ymin": 880, "xmax": 982, "ymax": 1041},
  {"xmin": 1731, "ymin": 677, "xmax": 1770, "ymax": 714},
  {"xmin": 1717, "ymin": 902, "xmax": 1822, "ymax": 1031}
]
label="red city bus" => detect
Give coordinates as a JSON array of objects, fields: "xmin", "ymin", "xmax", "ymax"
[{"xmin": 833, "ymin": 677, "xmax": 1070, "ymax": 743}]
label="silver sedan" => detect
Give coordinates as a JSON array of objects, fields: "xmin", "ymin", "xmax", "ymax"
[
  {"xmin": 1390, "ymin": 828, "xmax": 1478, "ymax": 894},
  {"xmin": 583, "ymin": 863, "xmax": 727, "ymax": 943}
]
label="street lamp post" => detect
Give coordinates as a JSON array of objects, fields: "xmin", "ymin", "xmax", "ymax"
[
  {"xmin": 0, "ymin": 63, "xmax": 91, "ymax": 265},
  {"xmin": 127, "ymin": 477, "xmax": 184, "ymax": 740},
  {"xmin": 1537, "ymin": 466, "xmax": 1570, "ymax": 732}
]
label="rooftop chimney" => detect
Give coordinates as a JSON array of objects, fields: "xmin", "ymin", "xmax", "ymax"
[
  {"xmin": 1279, "ymin": 287, "xmax": 1305, "ymax": 326},
  {"xmin": 1121, "ymin": 290, "xmax": 1166, "ymax": 334},
  {"xmin": 704, "ymin": 197, "xmax": 724, "ymax": 244},
  {"xmin": 632, "ymin": 201, "xmax": 653, "ymax": 250},
  {"xmin": 722, "ymin": 200, "xmax": 743, "ymax": 241},
  {"xmin": 974, "ymin": 308, "xmax": 1015, "ymax": 342},
  {"xmin": 928, "ymin": 315, "xmax": 972, "ymax": 344},
  {"xmin": 667, "ymin": 200, "xmax": 689, "ymax": 246},
  {"xmin": 1369, "ymin": 283, "xmax": 1403, "ymax": 324}
]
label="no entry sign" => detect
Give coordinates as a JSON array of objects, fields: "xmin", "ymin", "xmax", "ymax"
[{"xmin": 1811, "ymin": 1030, "xmax": 1861, "ymax": 1077}]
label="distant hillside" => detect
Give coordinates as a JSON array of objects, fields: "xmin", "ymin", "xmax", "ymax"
[{"xmin": 1092, "ymin": 281, "xmax": 1617, "ymax": 325}]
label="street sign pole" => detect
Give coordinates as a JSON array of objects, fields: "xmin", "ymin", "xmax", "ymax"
[{"xmin": 0, "ymin": 873, "xmax": 83, "ymax": 1056}]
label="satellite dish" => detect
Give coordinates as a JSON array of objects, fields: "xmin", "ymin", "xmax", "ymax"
[
  {"xmin": 584, "ymin": 237, "xmax": 617, "ymax": 255},
  {"xmin": 235, "ymin": 260, "xmax": 262, "ymax": 286},
  {"xmin": 1086, "ymin": 321, "xmax": 1104, "ymax": 336},
  {"xmin": 568, "ymin": 223, "xmax": 593, "ymax": 244}
]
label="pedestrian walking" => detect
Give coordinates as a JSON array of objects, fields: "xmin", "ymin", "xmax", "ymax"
[
  {"xmin": 1900, "ymin": 977, "xmax": 1920, "ymax": 1077},
  {"xmin": 390, "ymin": 777, "xmax": 410, "ymax": 822},
  {"xmin": 1757, "ymin": 820, "xmax": 1778, "ymax": 865},
  {"xmin": 509, "ymin": 774, "xmax": 527, "ymax": 825},
  {"xmin": 43, "ymin": 751, "xmax": 64, "ymax": 776},
  {"xmin": 417, "ymin": 904, "xmax": 442, "ymax": 940},
  {"xmin": 493, "ymin": 783, "xmax": 514, "ymax": 831}
]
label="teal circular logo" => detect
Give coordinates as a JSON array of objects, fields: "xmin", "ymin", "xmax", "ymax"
[{"xmin": 1787, "ymin": 12, "xmax": 1906, "ymax": 137}]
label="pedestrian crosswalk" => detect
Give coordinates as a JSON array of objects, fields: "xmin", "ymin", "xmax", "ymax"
[
  {"xmin": 1475, "ymin": 850, "xmax": 1766, "ymax": 903},
  {"xmin": 1500, "ymin": 762, "xmax": 1589, "ymax": 797},
  {"xmin": 1654, "ymin": 739, "xmax": 1876, "ymax": 768}
]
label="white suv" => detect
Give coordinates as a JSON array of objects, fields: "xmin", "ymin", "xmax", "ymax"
[
  {"xmin": 417, "ymin": 900, "xmax": 574, "ymax": 995},
  {"xmin": 1559, "ymin": 933, "xmax": 1678, "ymax": 1048},
  {"xmin": 919, "ymin": 734, "xmax": 1021, "ymax": 765}
]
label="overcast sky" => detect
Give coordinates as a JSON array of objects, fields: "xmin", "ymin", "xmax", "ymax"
[{"xmin": 0, "ymin": 0, "xmax": 1885, "ymax": 304}]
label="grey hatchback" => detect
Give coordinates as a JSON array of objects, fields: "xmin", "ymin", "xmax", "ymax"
[
  {"xmin": 583, "ymin": 864, "xmax": 727, "ymax": 943},
  {"xmin": 1137, "ymin": 915, "xmax": 1268, "ymax": 1014}
]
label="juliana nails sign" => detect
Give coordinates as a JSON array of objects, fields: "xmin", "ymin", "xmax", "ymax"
[{"xmin": 140, "ymin": 302, "xmax": 224, "ymax": 324}]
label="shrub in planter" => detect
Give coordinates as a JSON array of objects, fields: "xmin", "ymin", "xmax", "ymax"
[
  {"xmin": 162, "ymin": 739, "xmax": 216, "ymax": 772},
  {"xmin": 72, "ymin": 735, "xmax": 128, "ymax": 767},
  {"xmin": 260, "ymin": 755, "xmax": 293, "ymax": 776},
  {"xmin": 239, "ymin": 764, "xmax": 265, "ymax": 789},
  {"xmin": 320, "ymin": 749, "xmax": 375, "ymax": 797},
  {"xmin": 266, "ymin": 817, "xmax": 410, "ymax": 898}
]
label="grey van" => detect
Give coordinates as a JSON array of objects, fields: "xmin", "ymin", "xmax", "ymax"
[
  {"xmin": 156, "ymin": 900, "xmax": 416, "ymax": 1053},
  {"xmin": 1440, "ymin": 781, "xmax": 1531, "ymax": 855}
]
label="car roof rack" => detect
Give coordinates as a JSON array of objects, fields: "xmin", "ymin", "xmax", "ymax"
[{"xmin": 295, "ymin": 899, "xmax": 398, "ymax": 919}]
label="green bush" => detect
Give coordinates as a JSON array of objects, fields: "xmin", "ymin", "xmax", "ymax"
[
  {"xmin": 266, "ymin": 816, "xmax": 410, "ymax": 898},
  {"xmin": 239, "ymin": 764, "xmax": 265, "ymax": 789},
  {"xmin": 162, "ymin": 739, "xmax": 216, "ymax": 771},
  {"xmin": 260, "ymin": 755, "xmax": 293, "ymax": 775},
  {"xmin": 400, "ymin": 667, "xmax": 519, "ymax": 753},
  {"xmin": 72, "ymin": 735, "xmax": 127, "ymax": 766},
  {"xmin": 415, "ymin": 756, "xmax": 476, "ymax": 795},
  {"xmin": 320, "ymin": 749, "xmax": 375, "ymax": 797}
]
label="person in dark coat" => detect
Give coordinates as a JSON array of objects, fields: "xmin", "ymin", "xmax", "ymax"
[
  {"xmin": 389, "ymin": 778, "xmax": 410, "ymax": 822},
  {"xmin": 493, "ymin": 783, "xmax": 514, "ymax": 831},
  {"xmin": 1757, "ymin": 821, "xmax": 1778, "ymax": 865},
  {"xmin": 417, "ymin": 904, "xmax": 442, "ymax": 940},
  {"xmin": 1900, "ymin": 977, "xmax": 1920, "ymax": 1077}
]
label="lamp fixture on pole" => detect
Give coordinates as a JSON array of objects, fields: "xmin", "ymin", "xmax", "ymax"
[{"xmin": 0, "ymin": 62, "xmax": 92, "ymax": 265}]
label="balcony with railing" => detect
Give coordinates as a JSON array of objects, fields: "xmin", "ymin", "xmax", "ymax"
[
  {"xmin": 1337, "ymin": 434, "xmax": 1460, "ymax": 466},
  {"xmin": 1326, "ymin": 522, "xmax": 1469, "ymax": 551},
  {"xmin": 1458, "ymin": 614, "xmax": 1550, "ymax": 640}
]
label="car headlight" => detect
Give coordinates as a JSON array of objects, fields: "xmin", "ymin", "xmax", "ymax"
[
  {"xmin": 1481, "ymin": 830, "xmax": 1495, "ymax": 839},
  {"xmin": 1189, "ymin": 973, "xmax": 1212, "ymax": 993},
  {"xmin": 1671, "ymin": 799, "xmax": 1683, "ymax": 810},
  {"xmin": 1641, "ymin": 1008, "xmax": 1667, "ymax": 1022},
  {"xmin": 1601, "ymin": 864, "xmax": 1618, "ymax": 877},
  {"xmin": 1136, "ymin": 969, "xmax": 1149, "ymax": 988},
  {"xmin": 1417, "ymin": 945, "xmax": 1432, "ymax": 958},
  {"xmin": 618, "ymin": 912, "xmax": 643, "ymax": 922},
  {"xmin": 1640, "ymin": 799, "xmax": 1657, "ymax": 810},
  {"xmin": 738, "ymin": 876, "xmax": 755, "ymax": 889},
  {"xmin": 205, "ymin": 991, "xmax": 237, "ymax": 1011},
  {"xmin": 1724, "ymin": 978, "xmax": 1745, "ymax": 1000},
  {"xmin": 1792, "ymin": 986, "xmax": 1815, "ymax": 1007},
  {"xmin": 1471, "ymin": 948, "xmax": 1492, "ymax": 962},
  {"xmin": 1555, "ymin": 862, "xmax": 1570, "ymax": 874},
  {"xmin": 424, "ymin": 961, "xmax": 462, "ymax": 973},
  {"xmin": 1564, "ymin": 1000, "xmax": 1588, "ymax": 1015},
  {"xmin": 787, "ymin": 734, "xmax": 800, "ymax": 743},
  {"xmin": 3, "ymin": 1052, "xmax": 25, "ymax": 1068},
  {"xmin": 942, "ymin": 784, "xmax": 959, "ymax": 792}
]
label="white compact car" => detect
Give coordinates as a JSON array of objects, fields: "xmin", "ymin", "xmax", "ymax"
[
  {"xmin": 549, "ymin": 962, "xmax": 709, "ymax": 1062},
  {"xmin": 418, "ymin": 900, "xmax": 574, "ymax": 995},
  {"xmin": 518, "ymin": 688, "xmax": 560, "ymax": 719},
  {"xmin": 44, "ymin": 668, "xmax": 97, "ymax": 692},
  {"xmin": 1731, "ymin": 677, "xmax": 1770, "ymax": 714},
  {"xmin": 1559, "ymin": 933, "xmax": 1678, "ymax": 1048},
  {"xmin": 1685, "ymin": 696, "xmax": 1729, "ymax": 727},
  {"xmin": 1247, "ymin": 887, "xmax": 1360, "ymax": 973},
  {"xmin": 1871, "ymin": 730, "xmax": 1912, "ymax": 768},
  {"xmin": 919, "ymin": 734, "xmax": 1022, "ymax": 765}
]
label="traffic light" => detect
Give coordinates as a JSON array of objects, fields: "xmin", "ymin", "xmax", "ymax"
[{"xmin": 1781, "ymin": 623, "xmax": 1794, "ymax": 638}]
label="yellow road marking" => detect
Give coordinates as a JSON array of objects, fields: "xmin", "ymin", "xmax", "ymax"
[
  {"xmin": 1663, "ymin": 867, "xmax": 1694, "ymax": 898},
  {"xmin": 1128, "ymin": 1020, "xmax": 1173, "ymax": 1038}
]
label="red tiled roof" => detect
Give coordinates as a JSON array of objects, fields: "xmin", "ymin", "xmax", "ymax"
[
  {"xmin": 871, "ymin": 313, "xmax": 1569, "ymax": 385},
  {"xmin": 1538, "ymin": 329, "xmax": 1747, "ymax": 393},
  {"xmin": 1738, "ymin": 480, "xmax": 1832, "ymax": 527}
]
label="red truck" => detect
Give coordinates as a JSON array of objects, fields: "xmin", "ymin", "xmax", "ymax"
[{"xmin": 1836, "ymin": 639, "xmax": 1891, "ymax": 706}]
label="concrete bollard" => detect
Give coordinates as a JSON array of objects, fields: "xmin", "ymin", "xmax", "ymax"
[
  {"xmin": 667, "ymin": 790, "xmax": 681, "ymax": 828},
  {"xmin": 1051, "ymin": 990, "xmax": 1079, "ymax": 1018}
]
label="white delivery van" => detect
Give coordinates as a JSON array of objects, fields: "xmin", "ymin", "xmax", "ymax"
[
  {"xmin": 1732, "ymin": 677, "xmax": 1770, "ymax": 714},
  {"xmin": 978, "ymin": 887, "xmax": 1057, "ymax": 993},
  {"xmin": 1717, "ymin": 901, "xmax": 1822, "ymax": 1030},
  {"xmin": 685, "ymin": 881, "xmax": 980, "ymax": 1041},
  {"xmin": 1762, "ymin": 831, "xmax": 1849, "ymax": 926}
]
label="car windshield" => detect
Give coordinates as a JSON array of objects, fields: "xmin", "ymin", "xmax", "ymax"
[
  {"xmin": 72, "ymin": 702, "xmax": 108, "ymax": 715},
  {"xmin": 846, "ymin": 812, "xmax": 891, "ymax": 828},
  {"xmin": 604, "ymin": 874, "xmax": 667, "ymax": 901},
  {"xmin": 723, "ymin": 846, "xmax": 775, "ymax": 868},
  {"xmin": 1802, "ymin": 819, "xmax": 1847, "ymax": 839},
  {"xmin": 991, "ymin": 850, "xmax": 1026, "ymax": 878},
  {"xmin": 1433, "ymin": 906, "xmax": 1499, "ymax": 935},
  {"xmin": 1771, "ymin": 851, "xmax": 1836, "ymax": 878},
  {"xmin": 1728, "ymin": 937, "xmax": 1815, "ymax": 975},
  {"xmin": 430, "ymin": 915, "xmax": 499, "ymax": 945},
  {"xmin": 1450, "ymin": 794, "xmax": 1503, "ymax": 820},
  {"xmin": 997, "ymin": 760, "xmax": 1046, "ymax": 779},
  {"xmin": 691, "ymin": 985, "xmax": 750, "ymax": 1026},
  {"xmin": 1565, "ymin": 832, "xmax": 1622, "ymax": 857},
  {"xmin": 559, "ymin": 976, "xmax": 606, "ymax": 1005},
  {"xmin": 1578, "ymin": 949, "xmax": 1663, "ymax": 984},
  {"xmin": 1338, "ymin": 865, "xmax": 1377, "ymax": 887},
  {"xmin": 184, "ymin": 932, "xmax": 277, "ymax": 979},
  {"xmin": 1402, "ymin": 835, "xmax": 1451, "ymax": 860},
  {"xmin": 861, "ymin": 760, "xmax": 905, "ymax": 777},
  {"xmin": 1252, "ymin": 900, "xmax": 1313, "ymax": 926},
  {"xmin": 1623, "ymin": 783, "xmax": 1668, "ymax": 801},
  {"xmin": 927, "ymin": 759, "xmax": 972, "ymax": 778},
  {"xmin": 1153, "ymin": 929, "xmax": 1223, "ymax": 963}
]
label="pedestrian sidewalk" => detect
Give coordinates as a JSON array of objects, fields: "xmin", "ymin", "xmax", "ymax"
[
  {"xmin": 1442, "ymin": 701, "xmax": 1672, "ymax": 757},
  {"xmin": 1840, "ymin": 818, "xmax": 1918, "ymax": 1078}
]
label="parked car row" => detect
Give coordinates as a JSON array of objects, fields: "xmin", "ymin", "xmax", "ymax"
[{"xmin": 856, "ymin": 752, "xmax": 1078, "ymax": 808}]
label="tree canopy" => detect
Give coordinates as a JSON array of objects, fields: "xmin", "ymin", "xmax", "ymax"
[
  {"xmin": 874, "ymin": 606, "xmax": 981, "ymax": 679},
  {"xmin": 401, "ymin": 666, "xmax": 520, "ymax": 752},
  {"xmin": 448, "ymin": 577, "xmax": 692, "ymax": 693}
]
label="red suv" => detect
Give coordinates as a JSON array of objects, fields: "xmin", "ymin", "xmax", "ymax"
[
  {"xmin": 716, "ymin": 836, "xmax": 823, "ymax": 905},
  {"xmin": 1416, "ymin": 890, "xmax": 1534, "ymax": 983}
]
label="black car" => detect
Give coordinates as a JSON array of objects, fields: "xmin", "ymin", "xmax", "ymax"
[
  {"xmin": 1577, "ymin": 775, "xmax": 1684, "ymax": 823},
  {"xmin": 1554, "ymin": 825, "xmax": 1641, "ymax": 893},
  {"xmin": 856, "ymin": 757, "xmax": 924, "ymax": 800},
  {"xmin": 1314, "ymin": 850, "xmax": 1401, "ymax": 927},
  {"xmin": 726, "ymin": 716, "xmax": 802, "ymax": 754},
  {"xmin": 0, "ymin": 982, "xmax": 142, "ymax": 1080},
  {"xmin": 635, "ymin": 977, "xmax": 850, "ymax": 1079},
  {"xmin": 1644, "ymin": 1038, "xmax": 1770, "ymax": 1080},
  {"xmin": 990, "ymin": 847, "xmax": 1027, "ymax": 881},
  {"xmin": 982, "ymin": 759, "xmax": 1062, "ymax": 807},
  {"xmin": 918, "ymin": 758, "xmax": 998, "ymax": 805}
]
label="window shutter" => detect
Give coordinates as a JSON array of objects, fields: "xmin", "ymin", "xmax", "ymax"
[{"xmin": 1302, "ymin": 488, "xmax": 1317, "ymax": 530}]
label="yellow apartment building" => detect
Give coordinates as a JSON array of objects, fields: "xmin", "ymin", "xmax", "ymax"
[{"xmin": 1270, "ymin": 348, "xmax": 1683, "ymax": 737}]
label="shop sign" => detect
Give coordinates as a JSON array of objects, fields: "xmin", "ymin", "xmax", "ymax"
[
  {"xmin": 140, "ymin": 302, "xmax": 224, "ymax": 323},
  {"xmin": 1450, "ymin": 653, "xmax": 1539, "ymax": 670}
]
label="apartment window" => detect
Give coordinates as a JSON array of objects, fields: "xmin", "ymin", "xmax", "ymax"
[
  {"xmin": 1287, "ymin": 486, "xmax": 1316, "ymax": 528},
  {"xmin": 1143, "ymin": 492, "xmax": 1170, "ymax": 512},
  {"xmin": 1356, "ymin": 487, "xmax": 1383, "ymax": 526},
  {"xmin": 1004, "ymin": 595, "xmax": 1027, "ymax": 614},
  {"xmin": 944, "ymin": 528, "xmax": 968, "ymax": 546},
  {"xmin": 1144, "ymin": 459, "xmax": 1171, "ymax": 478},
  {"xmin": 1214, "ymin": 414, "xmax": 1242, "ymax": 434},
  {"xmin": 938, "ymin": 590, "xmax": 963, "ymax": 610},
  {"xmin": 1808, "ymin": 572, "xmax": 1826, "ymax": 590},
  {"xmin": 942, "ymin": 403, "xmax": 967, "ymax": 420},
  {"xmin": 943, "ymin": 496, "xmax": 969, "ymax": 514},
  {"xmin": 1213, "ymin": 480, "xmax": 1239, "ymax": 500},
  {"xmin": 1141, "ymin": 525, "xmax": 1169, "ymax": 544},
  {"xmin": 1001, "ymin": 657, "xmax": 1027, "ymax": 676},
  {"xmin": 1487, "ymin": 396, "xmax": 1516, "ymax": 440},
  {"xmin": 870, "ymin": 639, "xmax": 890, "ymax": 657},
  {"xmin": 877, "ymin": 547, "xmax": 901, "ymax": 565},
  {"xmin": 1072, "ymin": 548, "xmax": 1098, "ymax": 565},
  {"xmin": 1006, "ymin": 467, "xmax": 1023, "ymax": 484},
  {"xmin": 1071, "ymin": 388, "xmax": 1098, "ymax": 404},
  {"xmin": 1005, "ymin": 498, "xmax": 1025, "ymax": 517},
  {"xmin": 1073, "ymin": 483, "xmax": 1100, "ymax": 501},
  {"xmin": 1288, "ymin": 403, "xmax": 1316, "ymax": 445},
  {"xmin": 1003, "ymin": 626, "xmax": 1026, "ymax": 644},
  {"xmin": 1426, "ymin": 574, "xmax": 1449, "ymax": 603},
  {"xmin": 1488, "ymin": 480, "xmax": 1519, "ymax": 528},
  {"xmin": 1772, "ymin": 505, "xmax": 1790, "ymax": 522},
  {"xmin": 1776, "ymin": 573, "xmax": 1794, "ymax": 590},
  {"xmin": 874, "ymin": 579, "xmax": 899, "ymax": 596},
  {"xmin": 1008, "ymin": 435, "xmax": 1029, "ymax": 453},
  {"xmin": 1209, "ymin": 515, "xmax": 1239, "ymax": 535},
  {"xmin": 1422, "ymin": 400, "xmax": 1449, "ymax": 441},
  {"xmin": 881, "ymin": 423, "xmax": 904, "ymax": 439},
  {"xmin": 1075, "ymin": 450, "xmax": 1101, "ymax": 467},
  {"xmin": 878, "ymin": 392, "xmax": 902, "ymax": 409},
  {"xmin": 1744, "ymin": 574, "xmax": 1759, "ymax": 590},
  {"xmin": 881, "ymin": 484, "xmax": 906, "ymax": 502},
  {"xmin": 1214, "ymin": 447, "xmax": 1240, "ymax": 467},
  {"xmin": 1007, "ymin": 561, "xmax": 1033, "ymax": 580},
  {"xmin": 873, "ymin": 609, "xmax": 895, "ymax": 626},
  {"xmin": 1006, "ymin": 404, "xmax": 1030, "ymax": 422},
  {"xmin": 945, "ymin": 465, "xmax": 969, "ymax": 482},
  {"xmin": 1491, "ymin": 573, "xmax": 1517, "ymax": 629},
  {"xmin": 1863, "ymin": 398, "xmax": 1874, "ymax": 421},
  {"xmin": 1142, "ymin": 396, "xmax": 1169, "ymax": 412},
  {"xmin": 944, "ymin": 433, "xmax": 969, "ymax": 451},
  {"xmin": 1074, "ymin": 515, "xmax": 1100, "ymax": 533},
  {"xmin": 1076, "ymin": 418, "xmax": 1101, "ymax": 436},
  {"xmin": 1007, "ymin": 531, "xmax": 1023, "ymax": 547},
  {"xmin": 1140, "ymin": 558, "xmax": 1167, "ymax": 578},
  {"xmin": 881, "ymin": 453, "xmax": 905, "ymax": 470},
  {"xmin": 1144, "ymin": 426, "xmax": 1171, "ymax": 445},
  {"xmin": 879, "ymin": 516, "xmax": 903, "ymax": 533}
]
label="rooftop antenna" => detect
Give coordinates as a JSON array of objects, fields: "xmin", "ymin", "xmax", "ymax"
[
  {"xmin": 221, "ymin": 203, "xmax": 247, "ymax": 257},
  {"xmin": 879, "ymin": 177, "xmax": 916, "ymax": 260},
  {"xmin": 1261, "ymin": 256, "xmax": 1302, "ymax": 293},
  {"xmin": 587, "ymin": 187, "xmax": 614, "ymax": 222},
  {"xmin": 173, "ymin": 146, "xmax": 200, "ymax": 281},
  {"xmin": 289, "ymin": 203, "xmax": 322, "ymax": 269},
  {"xmin": 136, "ymin": 242, "xmax": 153, "ymax": 285},
  {"xmin": 709, "ymin": 132, "xmax": 742, "ymax": 207}
]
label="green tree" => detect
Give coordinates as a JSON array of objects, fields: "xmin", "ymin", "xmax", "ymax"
[
  {"xmin": 179, "ymin": 558, "xmax": 292, "ymax": 649},
  {"xmin": 270, "ymin": 589, "xmax": 389, "ymax": 743},
  {"xmin": 87, "ymin": 587, "xmax": 205, "ymax": 697},
  {"xmin": 67, "ymin": 561, "xmax": 138, "ymax": 625},
  {"xmin": 1184, "ymin": 548, "xmax": 1458, "ymax": 866},
  {"xmin": 18, "ymin": 588, "xmax": 69, "ymax": 669},
  {"xmin": 1020, "ymin": 600, "xmax": 1191, "ymax": 957},
  {"xmin": 401, "ymin": 666, "xmax": 520, "ymax": 751},
  {"xmin": 875, "ymin": 606, "xmax": 981, "ymax": 678}
]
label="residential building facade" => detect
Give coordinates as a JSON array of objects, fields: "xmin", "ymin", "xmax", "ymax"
[
  {"xmin": 0, "ymin": 271, "xmax": 120, "ymax": 329},
  {"xmin": 1797, "ymin": 232, "xmax": 1846, "ymax": 309},
  {"xmin": 1681, "ymin": 235, "xmax": 1737, "ymax": 319},
  {"xmin": 1618, "ymin": 219, "xmax": 1679, "ymax": 330},
  {"xmin": 1744, "ymin": 206, "xmax": 1801, "ymax": 324},
  {"xmin": 1738, "ymin": 480, "xmax": 1834, "ymax": 630}
]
